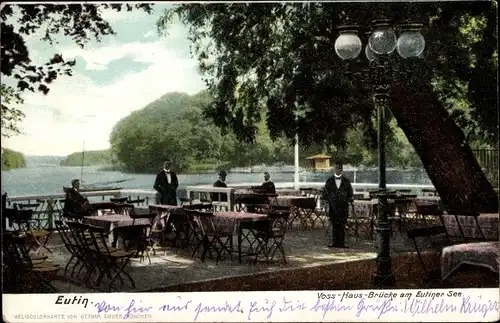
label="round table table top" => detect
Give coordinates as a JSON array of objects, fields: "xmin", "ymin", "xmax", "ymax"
[{"xmin": 214, "ymin": 211, "xmax": 267, "ymax": 221}]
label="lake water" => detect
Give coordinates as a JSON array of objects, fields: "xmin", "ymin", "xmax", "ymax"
[{"xmin": 1, "ymin": 164, "xmax": 431, "ymax": 197}]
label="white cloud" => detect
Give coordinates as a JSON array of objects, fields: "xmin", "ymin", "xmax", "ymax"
[
  {"xmin": 3, "ymin": 4, "xmax": 205, "ymax": 156},
  {"xmin": 99, "ymin": 7, "xmax": 152, "ymax": 23},
  {"xmin": 144, "ymin": 30, "xmax": 155, "ymax": 39},
  {"xmin": 3, "ymin": 40, "xmax": 206, "ymax": 156}
]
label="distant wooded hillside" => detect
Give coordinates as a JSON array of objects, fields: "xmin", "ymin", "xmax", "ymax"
[
  {"xmin": 1, "ymin": 148, "xmax": 26, "ymax": 170},
  {"xmin": 60, "ymin": 149, "xmax": 112, "ymax": 166},
  {"xmin": 108, "ymin": 91, "xmax": 423, "ymax": 174}
]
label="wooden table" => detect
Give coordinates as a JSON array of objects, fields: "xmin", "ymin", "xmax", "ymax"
[
  {"xmin": 441, "ymin": 241, "xmax": 499, "ymax": 280},
  {"xmin": 272, "ymin": 195, "xmax": 313, "ymax": 207},
  {"xmin": 214, "ymin": 211, "xmax": 268, "ymax": 263},
  {"xmin": 84, "ymin": 214, "xmax": 155, "ymax": 246}
]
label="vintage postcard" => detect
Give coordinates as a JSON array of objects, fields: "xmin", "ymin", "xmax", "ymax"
[{"xmin": 1, "ymin": 1, "xmax": 498, "ymax": 322}]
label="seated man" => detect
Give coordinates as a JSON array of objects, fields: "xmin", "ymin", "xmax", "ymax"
[
  {"xmin": 211, "ymin": 170, "xmax": 228, "ymax": 202},
  {"xmin": 63, "ymin": 179, "xmax": 89, "ymax": 215},
  {"xmin": 260, "ymin": 172, "xmax": 276, "ymax": 194}
]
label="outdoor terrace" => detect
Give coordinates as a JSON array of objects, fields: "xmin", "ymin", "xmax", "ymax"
[
  {"xmin": 23, "ymin": 226, "xmax": 498, "ymax": 293},
  {"xmin": 3, "ymin": 185, "xmax": 497, "ymax": 294}
]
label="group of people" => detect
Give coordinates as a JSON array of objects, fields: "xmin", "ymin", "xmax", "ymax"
[
  {"xmin": 153, "ymin": 159, "xmax": 277, "ymax": 205},
  {"xmin": 152, "ymin": 159, "xmax": 353, "ymax": 249},
  {"xmin": 62, "ymin": 158, "xmax": 353, "ymax": 249}
]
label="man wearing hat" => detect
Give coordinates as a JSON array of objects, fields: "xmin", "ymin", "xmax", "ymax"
[
  {"xmin": 153, "ymin": 159, "xmax": 179, "ymax": 205},
  {"xmin": 211, "ymin": 170, "xmax": 228, "ymax": 202}
]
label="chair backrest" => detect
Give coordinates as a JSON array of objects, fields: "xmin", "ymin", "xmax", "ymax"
[
  {"xmin": 290, "ymin": 197, "xmax": 316, "ymax": 209},
  {"xmin": 11, "ymin": 209, "xmax": 34, "ymax": 230},
  {"xmin": 407, "ymin": 225, "xmax": 448, "ymax": 239},
  {"xmin": 236, "ymin": 194, "xmax": 269, "ymax": 206},
  {"xmin": 54, "ymin": 220, "xmax": 78, "ymax": 253},
  {"xmin": 184, "ymin": 203, "xmax": 213, "ymax": 212},
  {"xmin": 66, "ymin": 221, "xmax": 94, "ymax": 252},
  {"xmin": 129, "ymin": 210, "xmax": 158, "ymax": 226},
  {"xmin": 184, "ymin": 209, "xmax": 202, "ymax": 233},
  {"xmin": 128, "ymin": 198, "xmax": 146, "ymax": 206},
  {"xmin": 114, "ymin": 203, "xmax": 135, "ymax": 215},
  {"xmin": 17, "ymin": 203, "xmax": 40, "ymax": 210},
  {"xmin": 416, "ymin": 203, "xmax": 442, "ymax": 216},
  {"xmin": 110, "ymin": 197, "xmax": 128, "ymax": 204},
  {"xmin": 189, "ymin": 210, "xmax": 216, "ymax": 235},
  {"xmin": 85, "ymin": 224, "xmax": 113, "ymax": 253},
  {"xmin": 353, "ymin": 193, "xmax": 366, "ymax": 200},
  {"xmin": 3, "ymin": 233, "xmax": 33, "ymax": 269},
  {"xmin": 445, "ymin": 209, "xmax": 480, "ymax": 217},
  {"xmin": 268, "ymin": 211, "xmax": 291, "ymax": 235},
  {"xmin": 270, "ymin": 205, "xmax": 292, "ymax": 212}
]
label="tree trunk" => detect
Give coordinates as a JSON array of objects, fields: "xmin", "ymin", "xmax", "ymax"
[{"xmin": 390, "ymin": 79, "xmax": 498, "ymax": 213}]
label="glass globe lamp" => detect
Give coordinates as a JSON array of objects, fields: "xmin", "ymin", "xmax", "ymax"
[
  {"xmin": 365, "ymin": 44, "xmax": 376, "ymax": 62},
  {"xmin": 396, "ymin": 27, "xmax": 425, "ymax": 58},
  {"xmin": 334, "ymin": 29, "xmax": 362, "ymax": 60},
  {"xmin": 368, "ymin": 23, "xmax": 397, "ymax": 55}
]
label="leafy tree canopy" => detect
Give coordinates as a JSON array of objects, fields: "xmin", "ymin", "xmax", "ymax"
[
  {"xmin": 0, "ymin": 3, "xmax": 154, "ymax": 137},
  {"xmin": 1, "ymin": 148, "xmax": 26, "ymax": 171},
  {"xmin": 109, "ymin": 91, "xmax": 422, "ymax": 174},
  {"xmin": 158, "ymin": 2, "xmax": 497, "ymax": 147}
]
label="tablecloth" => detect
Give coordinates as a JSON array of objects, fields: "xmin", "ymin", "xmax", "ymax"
[
  {"xmin": 213, "ymin": 211, "xmax": 267, "ymax": 233},
  {"xmin": 84, "ymin": 214, "xmax": 154, "ymax": 245},
  {"xmin": 441, "ymin": 241, "xmax": 500, "ymax": 280},
  {"xmin": 272, "ymin": 196, "xmax": 314, "ymax": 207}
]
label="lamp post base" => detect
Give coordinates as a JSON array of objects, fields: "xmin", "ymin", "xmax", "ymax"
[
  {"xmin": 373, "ymin": 256, "xmax": 396, "ymax": 288},
  {"xmin": 372, "ymin": 190, "xmax": 396, "ymax": 288}
]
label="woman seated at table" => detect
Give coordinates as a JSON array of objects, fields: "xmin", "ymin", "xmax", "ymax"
[
  {"xmin": 260, "ymin": 172, "xmax": 276, "ymax": 194},
  {"xmin": 63, "ymin": 179, "xmax": 89, "ymax": 214}
]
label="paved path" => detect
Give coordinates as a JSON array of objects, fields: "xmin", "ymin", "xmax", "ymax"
[{"xmin": 47, "ymin": 228, "xmax": 417, "ymax": 293}]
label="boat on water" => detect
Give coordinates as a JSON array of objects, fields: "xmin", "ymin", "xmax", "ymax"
[{"xmin": 80, "ymin": 186, "xmax": 122, "ymax": 192}]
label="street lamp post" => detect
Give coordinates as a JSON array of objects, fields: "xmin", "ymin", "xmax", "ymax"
[{"xmin": 334, "ymin": 20, "xmax": 425, "ymax": 288}]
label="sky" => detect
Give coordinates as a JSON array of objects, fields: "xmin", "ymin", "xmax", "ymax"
[{"xmin": 2, "ymin": 3, "xmax": 206, "ymax": 156}]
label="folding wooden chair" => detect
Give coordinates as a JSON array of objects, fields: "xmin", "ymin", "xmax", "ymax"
[
  {"xmin": 55, "ymin": 220, "xmax": 85, "ymax": 279},
  {"xmin": 110, "ymin": 197, "xmax": 128, "ymax": 204},
  {"xmin": 11, "ymin": 208, "xmax": 53, "ymax": 256},
  {"xmin": 179, "ymin": 197, "xmax": 192, "ymax": 206},
  {"xmin": 302, "ymin": 188, "xmax": 327, "ymax": 228},
  {"xmin": 86, "ymin": 224, "xmax": 135, "ymax": 291},
  {"xmin": 185, "ymin": 209, "xmax": 207, "ymax": 259},
  {"xmin": 16, "ymin": 202, "xmax": 42, "ymax": 227},
  {"xmin": 65, "ymin": 221, "xmax": 102, "ymax": 287},
  {"xmin": 235, "ymin": 194, "xmax": 269, "ymax": 213},
  {"xmin": 254, "ymin": 210, "xmax": 290, "ymax": 264},
  {"xmin": 125, "ymin": 210, "xmax": 159, "ymax": 264},
  {"xmin": 190, "ymin": 210, "xmax": 233, "ymax": 264},
  {"xmin": 407, "ymin": 225, "xmax": 452, "ymax": 282},
  {"xmin": 445, "ymin": 209, "xmax": 487, "ymax": 242},
  {"xmin": 388, "ymin": 198, "xmax": 409, "ymax": 237},
  {"xmin": 415, "ymin": 202, "xmax": 449, "ymax": 239},
  {"xmin": 2, "ymin": 233, "xmax": 59, "ymax": 293},
  {"xmin": 289, "ymin": 197, "xmax": 316, "ymax": 230}
]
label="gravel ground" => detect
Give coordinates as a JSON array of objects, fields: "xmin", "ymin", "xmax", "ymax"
[{"xmin": 14, "ymin": 226, "xmax": 455, "ymax": 293}]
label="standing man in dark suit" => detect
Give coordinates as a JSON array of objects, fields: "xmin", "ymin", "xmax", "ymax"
[
  {"xmin": 153, "ymin": 159, "xmax": 179, "ymax": 205},
  {"xmin": 323, "ymin": 162, "xmax": 353, "ymax": 248}
]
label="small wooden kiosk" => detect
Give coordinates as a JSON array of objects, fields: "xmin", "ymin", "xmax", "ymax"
[{"xmin": 306, "ymin": 154, "xmax": 332, "ymax": 172}]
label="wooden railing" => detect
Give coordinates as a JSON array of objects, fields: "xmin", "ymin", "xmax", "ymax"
[{"xmin": 4, "ymin": 182, "xmax": 435, "ymax": 230}]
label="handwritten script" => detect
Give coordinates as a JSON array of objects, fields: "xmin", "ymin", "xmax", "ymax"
[{"xmin": 93, "ymin": 293, "xmax": 499, "ymax": 321}]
